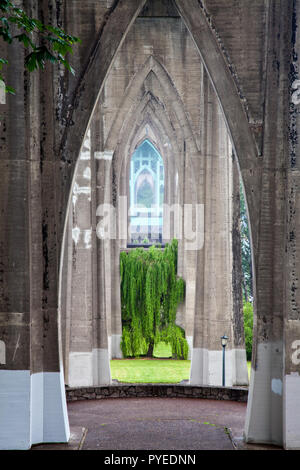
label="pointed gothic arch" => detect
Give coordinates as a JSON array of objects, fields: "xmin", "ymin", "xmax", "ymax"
[{"xmin": 57, "ymin": 0, "xmax": 270, "ymax": 449}]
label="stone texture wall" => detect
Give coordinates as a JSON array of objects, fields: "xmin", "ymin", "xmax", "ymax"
[
  {"xmin": 0, "ymin": 0, "xmax": 299, "ymax": 451},
  {"xmin": 66, "ymin": 384, "xmax": 248, "ymax": 403},
  {"xmin": 60, "ymin": 1, "xmax": 248, "ymax": 389}
]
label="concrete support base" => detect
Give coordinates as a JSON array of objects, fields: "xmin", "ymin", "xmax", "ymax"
[
  {"xmin": 283, "ymin": 374, "xmax": 300, "ymax": 450},
  {"xmin": 244, "ymin": 342, "xmax": 283, "ymax": 447},
  {"xmin": 189, "ymin": 347, "xmax": 248, "ymax": 387},
  {"xmin": 68, "ymin": 352, "xmax": 93, "ymax": 387},
  {"xmin": 68, "ymin": 348, "xmax": 112, "ymax": 387},
  {"xmin": 0, "ymin": 370, "xmax": 70, "ymax": 450},
  {"xmin": 92, "ymin": 348, "xmax": 112, "ymax": 386},
  {"xmin": 232, "ymin": 349, "xmax": 249, "ymax": 386},
  {"xmin": 186, "ymin": 336, "xmax": 193, "ymax": 361},
  {"xmin": 110, "ymin": 334, "xmax": 123, "ymax": 359}
]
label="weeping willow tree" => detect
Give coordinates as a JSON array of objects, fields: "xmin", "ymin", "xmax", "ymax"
[{"xmin": 120, "ymin": 239, "xmax": 188, "ymax": 359}]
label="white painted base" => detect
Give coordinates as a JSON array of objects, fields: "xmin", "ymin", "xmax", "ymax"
[
  {"xmin": 0, "ymin": 370, "xmax": 31, "ymax": 449},
  {"xmin": 232, "ymin": 349, "xmax": 249, "ymax": 386},
  {"xmin": 68, "ymin": 348, "xmax": 112, "ymax": 387},
  {"xmin": 284, "ymin": 374, "xmax": 300, "ymax": 450},
  {"xmin": 0, "ymin": 370, "xmax": 70, "ymax": 450},
  {"xmin": 186, "ymin": 336, "xmax": 193, "ymax": 360},
  {"xmin": 111, "ymin": 334, "xmax": 123, "ymax": 359},
  {"xmin": 244, "ymin": 341, "xmax": 283, "ymax": 447},
  {"xmin": 189, "ymin": 347, "xmax": 248, "ymax": 387},
  {"xmin": 92, "ymin": 348, "xmax": 111, "ymax": 385},
  {"xmin": 68, "ymin": 352, "xmax": 93, "ymax": 387}
]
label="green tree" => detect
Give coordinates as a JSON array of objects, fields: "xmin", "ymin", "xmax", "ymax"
[
  {"xmin": 243, "ymin": 301, "xmax": 253, "ymax": 361},
  {"xmin": 120, "ymin": 239, "xmax": 188, "ymax": 359},
  {"xmin": 240, "ymin": 183, "xmax": 254, "ymax": 361},
  {"xmin": 240, "ymin": 183, "xmax": 253, "ymax": 302},
  {"xmin": 0, "ymin": 0, "xmax": 80, "ymax": 94}
]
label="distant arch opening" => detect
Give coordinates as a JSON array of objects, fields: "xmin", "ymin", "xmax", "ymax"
[{"xmin": 129, "ymin": 139, "xmax": 164, "ymax": 245}]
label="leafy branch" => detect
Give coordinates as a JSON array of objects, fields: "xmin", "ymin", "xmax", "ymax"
[{"xmin": 0, "ymin": 0, "xmax": 81, "ymax": 94}]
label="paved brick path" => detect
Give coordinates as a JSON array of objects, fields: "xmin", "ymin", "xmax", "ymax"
[
  {"xmin": 32, "ymin": 397, "xmax": 282, "ymax": 451},
  {"xmin": 67, "ymin": 397, "xmax": 245, "ymax": 450}
]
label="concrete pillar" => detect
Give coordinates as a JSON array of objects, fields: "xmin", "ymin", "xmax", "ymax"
[
  {"xmin": 0, "ymin": 11, "xmax": 69, "ymax": 447},
  {"xmin": 244, "ymin": 0, "xmax": 290, "ymax": 448},
  {"xmin": 65, "ymin": 130, "xmax": 94, "ymax": 387},
  {"xmin": 190, "ymin": 78, "xmax": 248, "ymax": 387},
  {"xmin": 283, "ymin": 0, "xmax": 300, "ymax": 450},
  {"xmin": 93, "ymin": 148, "xmax": 112, "ymax": 385}
]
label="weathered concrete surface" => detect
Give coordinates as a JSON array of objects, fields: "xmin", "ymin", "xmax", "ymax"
[
  {"xmin": 0, "ymin": 0, "xmax": 299, "ymax": 450},
  {"xmin": 283, "ymin": 0, "xmax": 300, "ymax": 451},
  {"xmin": 61, "ymin": 1, "xmax": 247, "ymax": 389}
]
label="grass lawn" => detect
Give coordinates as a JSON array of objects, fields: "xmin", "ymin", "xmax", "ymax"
[
  {"xmin": 111, "ymin": 342, "xmax": 252, "ymax": 385},
  {"xmin": 247, "ymin": 361, "xmax": 251, "ymax": 380},
  {"xmin": 111, "ymin": 341, "xmax": 190, "ymax": 384},
  {"xmin": 110, "ymin": 358, "xmax": 191, "ymax": 384}
]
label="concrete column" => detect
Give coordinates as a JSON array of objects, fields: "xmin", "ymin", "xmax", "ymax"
[
  {"xmin": 60, "ymin": 206, "xmax": 73, "ymax": 384},
  {"xmin": 103, "ymin": 151, "xmax": 113, "ymax": 359},
  {"xmin": 283, "ymin": 0, "xmax": 300, "ymax": 450},
  {"xmin": 0, "ymin": 39, "xmax": 33, "ymax": 449},
  {"xmin": 66, "ymin": 130, "xmax": 94, "ymax": 387},
  {"xmin": 244, "ymin": 0, "xmax": 289, "ymax": 447},
  {"xmin": 93, "ymin": 149, "xmax": 113, "ymax": 385},
  {"xmin": 0, "ymin": 5, "xmax": 69, "ymax": 447},
  {"xmin": 190, "ymin": 78, "xmax": 248, "ymax": 386}
]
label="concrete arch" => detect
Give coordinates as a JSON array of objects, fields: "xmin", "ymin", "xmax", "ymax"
[
  {"xmin": 59, "ymin": 1, "xmax": 257, "ymax": 241},
  {"xmin": 105, "ymin": 55, "xmax": 200, "ymax": 155},
  {"xmin": 58, "ymin": 0, "xmax": 148, "ymax": 244},
  {"xmin": 113, "ymin": 87, "xmax": 195, "ymax": 217},
  {"xmin": 58, "ymin": 0, "xmax": 252, "ymax": 390},
  {"xmin": 173, "ymin": 0, "xmax": 260, "ymax": 255},
  {"xmin": 58, "ymin": 0, "xmax": 276, "ymax": 448},
  {"xmin": 114, "ymin": 96, "xmax": 183, "ymax": 243},
  {"xmin": 119, "ymin": 104, "xmax": 183, "ymax": 217},
  {"xmin": 116, "ymin": 94, "xmax": 182, "ymax": 184},
  {"xmin": 107, "ymin": 58, "xmax": 199, "ymax": 203},
  {"xmin": 123, "ymin": 114, "xmax": 176, "ymax": 217},
  {"xmin": 2, "ymin": 0, "xmax": 299, "ymax": 451},
  {"xmin": 131, "ymin": 132, "xmax": 166, "ymax": 166},
  {"xmin": 57, "ymin": 0, "xmax": 259, "ymax": 319}
]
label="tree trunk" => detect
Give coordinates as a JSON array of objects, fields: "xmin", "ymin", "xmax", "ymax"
[{"xmin": 146, "ymin": 341, "xmax": 154, "ymax": 358}]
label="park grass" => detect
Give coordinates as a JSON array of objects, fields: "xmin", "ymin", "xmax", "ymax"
[
  {"xmin": 110, "ymin": 358, "xmax": 191, "ymax": 384},
  {"xmin": 111, "ymin": 341, "xmax": 190, "ymax": 384},
  {"xmin": 247, "ymin": 361, "xmax": 251, "ymax": 380},
  {"xmin": 111, "ymin": 342, "xmax": 252, "ymax": 384}
]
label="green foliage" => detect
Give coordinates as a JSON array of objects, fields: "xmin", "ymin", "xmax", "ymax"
[
  {"xmin": 243, "ymin": 301, "xmax": 253, "ymax": 361},
  {"xmin": 240, "ymin": 183, "xmax": 253, "ymax": 301},
  {"xmin": 120, "ymin": 239, "xmax": 188, "ymax": 359},
  {"xmin": 0, "ymin": 0, "xmax": 81, "ymax": 93}
]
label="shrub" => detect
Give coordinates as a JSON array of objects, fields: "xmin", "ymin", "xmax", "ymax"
[{"xmin": 243, "ymin": 301, "xmax": 253, "ymax": 361}]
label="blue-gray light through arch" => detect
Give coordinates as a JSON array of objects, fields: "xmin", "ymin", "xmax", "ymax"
[{"xmin": 129, "ymin": 139, "xmax": 164, "ymax": 244}]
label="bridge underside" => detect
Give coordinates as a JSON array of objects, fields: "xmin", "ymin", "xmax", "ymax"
[{"xmin": 0, "ymin": 0, "xmax": 300, "ymax": 450}]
